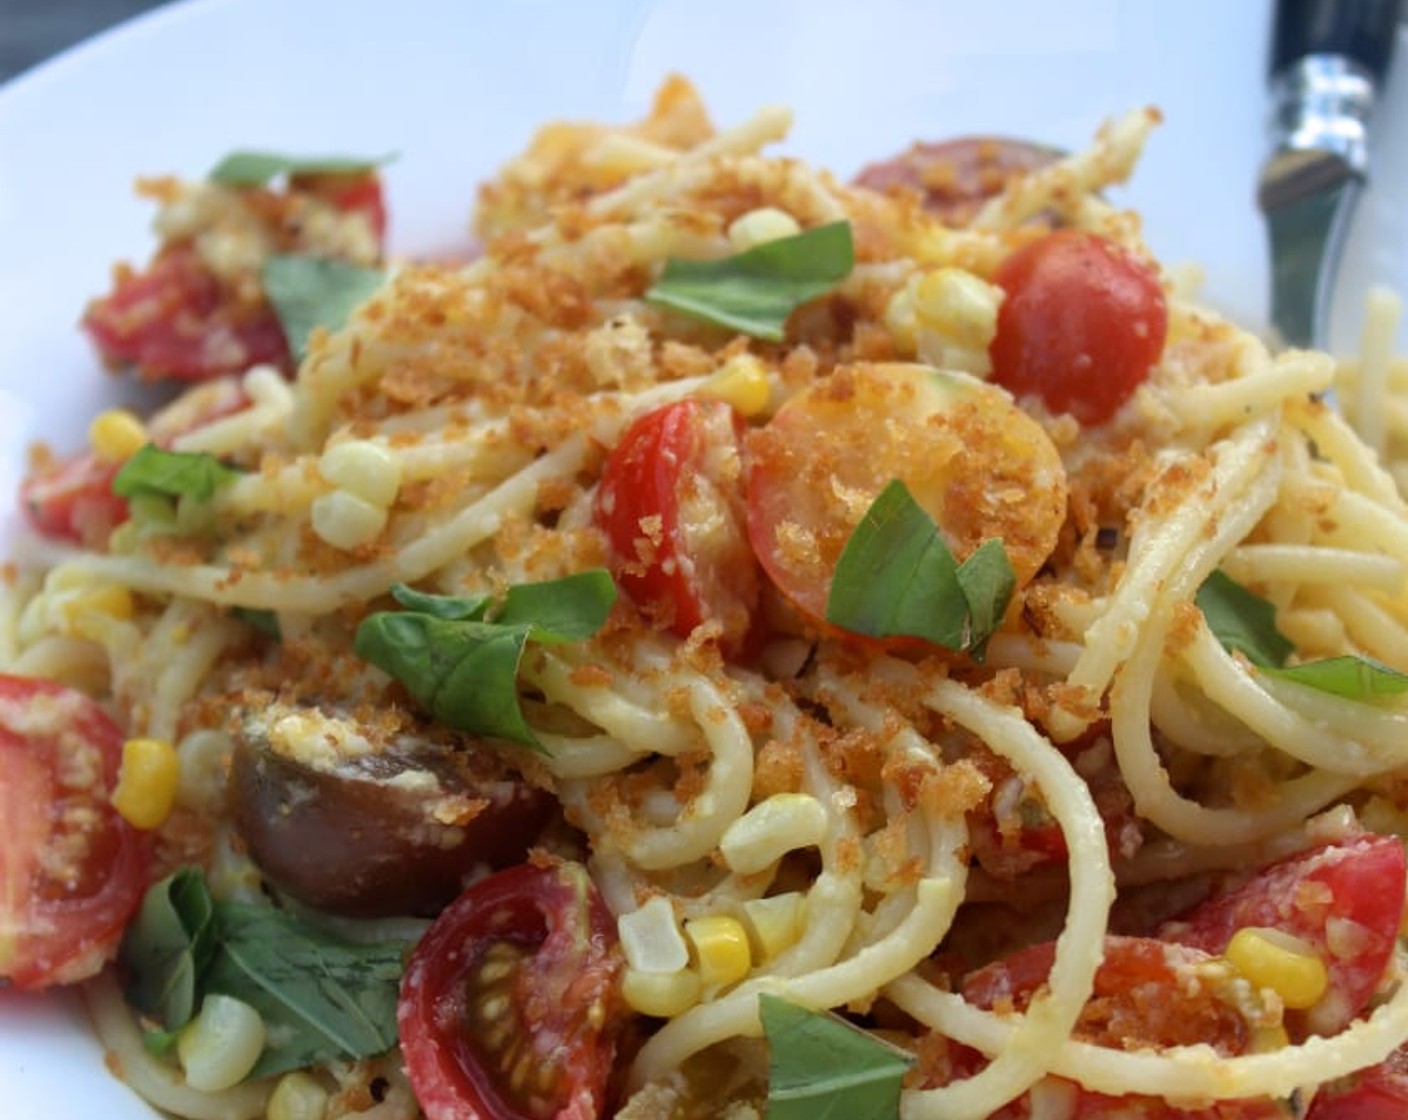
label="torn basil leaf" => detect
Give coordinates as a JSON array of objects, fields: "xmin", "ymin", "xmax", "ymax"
[
  {"xmin": 262, "ymin": 255, "xmax": 386, "ymax": 362},
  {"xmin": 825, "ymin": 480, "xmax": 1013, "ymax": 661},
  {"xmin": 119, "ymin": 869, "xmax": 405, "ymax": 1080},
  {"xmin": 1198, "ymin": 571, "xmax": 1408, "ymax": 700},
  {"xmin": 233, "ymin": 607, "xmax": 281, "ymax": 639},
  {"xmin": 209, "ymin": 150, "xmax": 393, "ymax": 187},
  {"xmin": 645, "ymin": 221, "xmax": 854, "ymax": 341},
  {"xmin": 760, "ymin": 994, "xmax": 913, "ymax": 1120},
  {"xmin": 112, "ymin": 445, "xmax": 242, "ymax": 504},
  {"xmin": 1195, "ymin": 570, "xmax": 1294, "ymax": 668},
  {"xmin": 353, "ymin": 571, "xmax": 616, "ymax": 749}
]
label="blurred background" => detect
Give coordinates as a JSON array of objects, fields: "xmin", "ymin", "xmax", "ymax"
[{"xmin": 1, "ymin": 0, "xmax": 165, "ymax": 84}]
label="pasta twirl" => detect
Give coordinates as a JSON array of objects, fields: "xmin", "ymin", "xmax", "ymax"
[{"xmin": 4, "ymin": 76, "xmax": 1408, "ymax": 1120}]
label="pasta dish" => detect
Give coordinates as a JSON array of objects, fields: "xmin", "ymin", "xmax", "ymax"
[{"xmin": 3, "ymin": 76, "xmax": 1408, "ymax": 1120}]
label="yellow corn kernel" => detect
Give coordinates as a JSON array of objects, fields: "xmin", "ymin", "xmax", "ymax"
[
  {"xmin": 1225, "ymin": 927, "xmax": 1329, "ymax": 1011},
  {"xmin": 727, "ymin": 207, "xmax": 801, "ymax": 251},
  {"xmin": 912, "ymin": 268, "xmax": 1003, "ymax": 349},
  {"xmin": 700, "ymin": 354, "xmax": 772, "ymax": 417},
  {"xmin": 719, "ymin": 793, "xmax": 828, "ymax": 874},
  {"xmin": 685, "ymin": 915, "xmax": 752, "ymax": 989},
  {"xmin": 88, "ymin": 409, "xmax": 149, "ymax": 463},
  {"xmin": 268, "ymin": 1071, "xmax": 330, "ymax": 1120},
  {"xmin": 1250, "ymin": 1024, "xmax": 1291, "ymax": 1053},
  {"xmin": 741, "ymin": 892, "xmax": 806, "ymax": 961},
  {"xmin": 111, "ymin": 738, "xmax": 180, "ymax": 831},
  {"xmin": 621, "ymin": 967, "xmax": 702, "ymax": 1018},
  {"xmin": 319, "ymin": 439, "xmax": 402, "ymax": 507},
  {"xmin": 618, "ymin": 896, "xmax": 690, "ymax": 974},
  {"xmin": 177, "ymin": 993, "xmax": 266, "ymax": 1091},
  {"xmin": 310, "ymin": 490, "xmax": 388, "ymax": 550}
]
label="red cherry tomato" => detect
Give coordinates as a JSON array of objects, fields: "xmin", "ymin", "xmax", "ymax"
[
  {"xmin": 959, "ymin": 937, "xmax": 1284, "ymax": 1119},
  {"xmin": 854, "ymin": 137, "xmax": 1060, "ymax": 225},
  {"xmin": 398, "ymin": 861, "xmax": 623, "ymax": 1120},
  {"xmin": 988, "ymin": 229, "xmax": 1167, "ymax": 425},
  {"xmin": 0, "ymin": 675, "xmax": 150, "ymax": 989},
  {"xmin": 83, "ymin": 244, "xmax": 291, "ymax": 382},
  {"xmin": 1158, "ymin": 833, "xmax": 1406, "ymax": 1036},
  {"xmin": 594, "ymin": 398, "xmax": 758, "ymax": 653},
  {"xmin": 1305, "ymin": 1046, "xmax": 1408, "ymax": 1120},
  {"xmin": 19, "ymin": 452, "xmax": 128, "ymax": 548}
]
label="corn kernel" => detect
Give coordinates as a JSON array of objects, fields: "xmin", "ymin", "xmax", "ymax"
[
  {"xmin": 621, "ymin": 967, "xmax": 702, "ymax": 1018},
  {"xmin": 727, "ymin": 207, "xmax": 801, "ymax": 251},
  {"xmin": 685, "ymin": 915, "xmax": 752, "ymax": 988},
  {"xmin": 619, "ymin": 896, "xmax": 690, "ymax": 974},
  {"xmin": 178, "ymin": 993, "xmax": 266, "ymax": 1091},
  {"xmin": 719, "ymin": 793, "xmax": 828, "ymax": 874},
  {"xmin": 59, "ymin": 585, "xmax": 135, "ymax": 638},
  {"xmin": 268, "ymin": 1071, "xmax": 330, "ymax": 1120},
  {"xmin": 741, "ymin": 892, "xmax": 806, "ymax": 961},
  {"xmin": 111, "ymin": 737, "xmax": 180, "ymax": 830},
  {"xmin": 699, "ymin": 354, "xmax": 772, "ymax": 417},
  {"xmin": 1225, "ymin": 927, "xmax": 1329, "ymax": 1010},
  {"xmin": 310, "ymin": 490, "xmax": 388, "ymax": 550},
  {"xmin": 318, "ymin": 439, "xmax": 402, "ymax": 507},
  {"xmin": 913, "ymin": 268, "xmax": 1002, "ymax": 349},
  {"xmin": 88, "ymin": 409, "xmax": 149, "ymax": 463}
]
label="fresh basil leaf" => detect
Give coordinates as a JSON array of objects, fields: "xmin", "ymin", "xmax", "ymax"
[
  {"xmin": 112, "ymin": 445, "xmax": 242, "ymax": 504},
  {"xmin": 760, "ymin": 994, "xmax": 912, "ymax": 1120},
  {"xmin": 209, "ymin": 150, "xmax": 393, "ymax": 186},
  {"xmin": 233, "ymin": 607, "xmax": 281, "ymax": 639},
  {"xmin": 389, "ymin": 583, "xmax": 493, "ymax": 621},
  {"xmin": 645, "ymin": 221, "xmax": 854, "ymax": 341},
  {"xmin": 120, "ymin": 868, "xmax": 217, "ymax": 1031},
  {"xmin": 956, "ymin": 538, "xmax": 1016, "ymax": 663},
  {"xmin": 355, "ymin": 571, "xmax": 616, "ymax": 748},
  {"xmin": 262, "ymin": 255, "xmax": 386, "ymax": 362},
  {"xmin": 1195, "ymin": 570, "xmax": 1294, "ymax": 668},
  {"xmin": 826, "ymin": 480, "xmax": 1013, "ymax": 657},
  {"xmin": 203, "ymin": 903, "xmax": 405, "ymax": 1079},
  {"xmin": 1263, "ymin": 655, "xmax": 1408, "ymax": 698}
]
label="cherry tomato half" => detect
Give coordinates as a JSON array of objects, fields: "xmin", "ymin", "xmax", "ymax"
[
  {"xmin": 0, "ymin": 675, "xmax": 150, "ymax": 989},
  {"xmin": 594, "ymin": 398, "xmax": 758, "ymax": 653},
  {"xmin": 19, "ymin": 452, "xmax": 128, "ymax": 548},
  {"xmin": 854, "ymin": 137, "xmax": 1061, "ymax": 225},
  {"xmin": 398, "ymin": 861, "xmax": 623, "ymax": 1120},
  {"xmin": 988, "ymin": 229, "xmax": 1167, "ymax": 425},
  {"xmin": 959, "ymin": 937, "xmax": 1284, "ymax": 1119},
  {"xmin": 1158, "ymin": 833, "xmax": 1406, "ymax": 1036},
  {"xmin": 1305, "ymin": 1045, "xmax": 1408, "ymax": 1120},
  {"xmin": 83, "ymin": 244, "xmax": 291, "ymax": 383},
  {"xmin": 746, "ymin": 362, "xmax": 1066, "ymax": 629}
]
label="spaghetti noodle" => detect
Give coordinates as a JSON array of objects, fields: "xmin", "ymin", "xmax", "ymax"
[{"xmin": 4, "ymin": 76, "xmax": 1408, "ymax": 1120}]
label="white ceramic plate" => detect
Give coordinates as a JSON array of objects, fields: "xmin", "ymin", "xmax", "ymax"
[{"xmin": 1, "ymin": 1, "xmax": 1405, "ymax": 1115}]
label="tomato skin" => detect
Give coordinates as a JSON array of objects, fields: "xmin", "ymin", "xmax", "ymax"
[
  {"xmin": 989, "ymin": 229, "xmax": 1167, "ymax": 425},
  {"xmin": 398, "ymin": 861, "xmax": 622, "ymax": 1120},
  {"xmin": 1158, "ymin": 834, "xmax": 1406, "ymax": 1036},
  {"xmin": 0, "ymin": 675, "xmax": 150, "ymax": 989},
  {"xmin": 19, "ymin": 452, "xmax": 128, "ymax": 548},
  {"xmin": 83, "ymin": 244, "xmax": 291, "ymax": 383},
  {"xmin": 958, "ymin": 937, "xmax": 1284, "ymax": 1119},
  {"xmin": 854, "ymin": 137, "xmax": 1060, "ymax": 225},
  {"xmin": 594, "ymin": 399, "xmax": 758, "ymax": 653},
  {"xmin": 1305, "ymin": 1046, "xmax": 1408, "ymax": 1120}
]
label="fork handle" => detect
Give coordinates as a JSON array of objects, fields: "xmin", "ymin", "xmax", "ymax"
[{"xmin": 1271, "ymin": 0, "xmax": 1403, "ymax": 80}]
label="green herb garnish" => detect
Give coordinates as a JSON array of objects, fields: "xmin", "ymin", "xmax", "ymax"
[
  {"xmin": 825, "ymin": 480, "xmax": 1014, "ymax": 660},
  {"xmin": 1198, "ymin": 571, "xmax": 1408, "ymax": 699},
  {"xmin": 760, "ymin": 994, "xmax": 913, "ymax": 1120},
  {"xmin": 262, "ymin": 255, "xmax": 387, "ymax": 362},
  {"xmin": 120, "ymin": 869, "xmax": 405, "ymax": 1079},
  {"xmin": 645, "ymin": 221, "xmax": 854, "ymax": 341},
  {"xmin": 112, "ymin": 444, "xmax": 242, "ymax": 504},
  {"xmin": 208, "ymin": 150, "xmax": 393, "ymax": 186},
  {"xmin": 232, "ymin": 607, "xmax": 281, "ymax": 639},
  {"xmin": 353, "ymin": 571, "xmax": 616, "ymax": 749}
]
